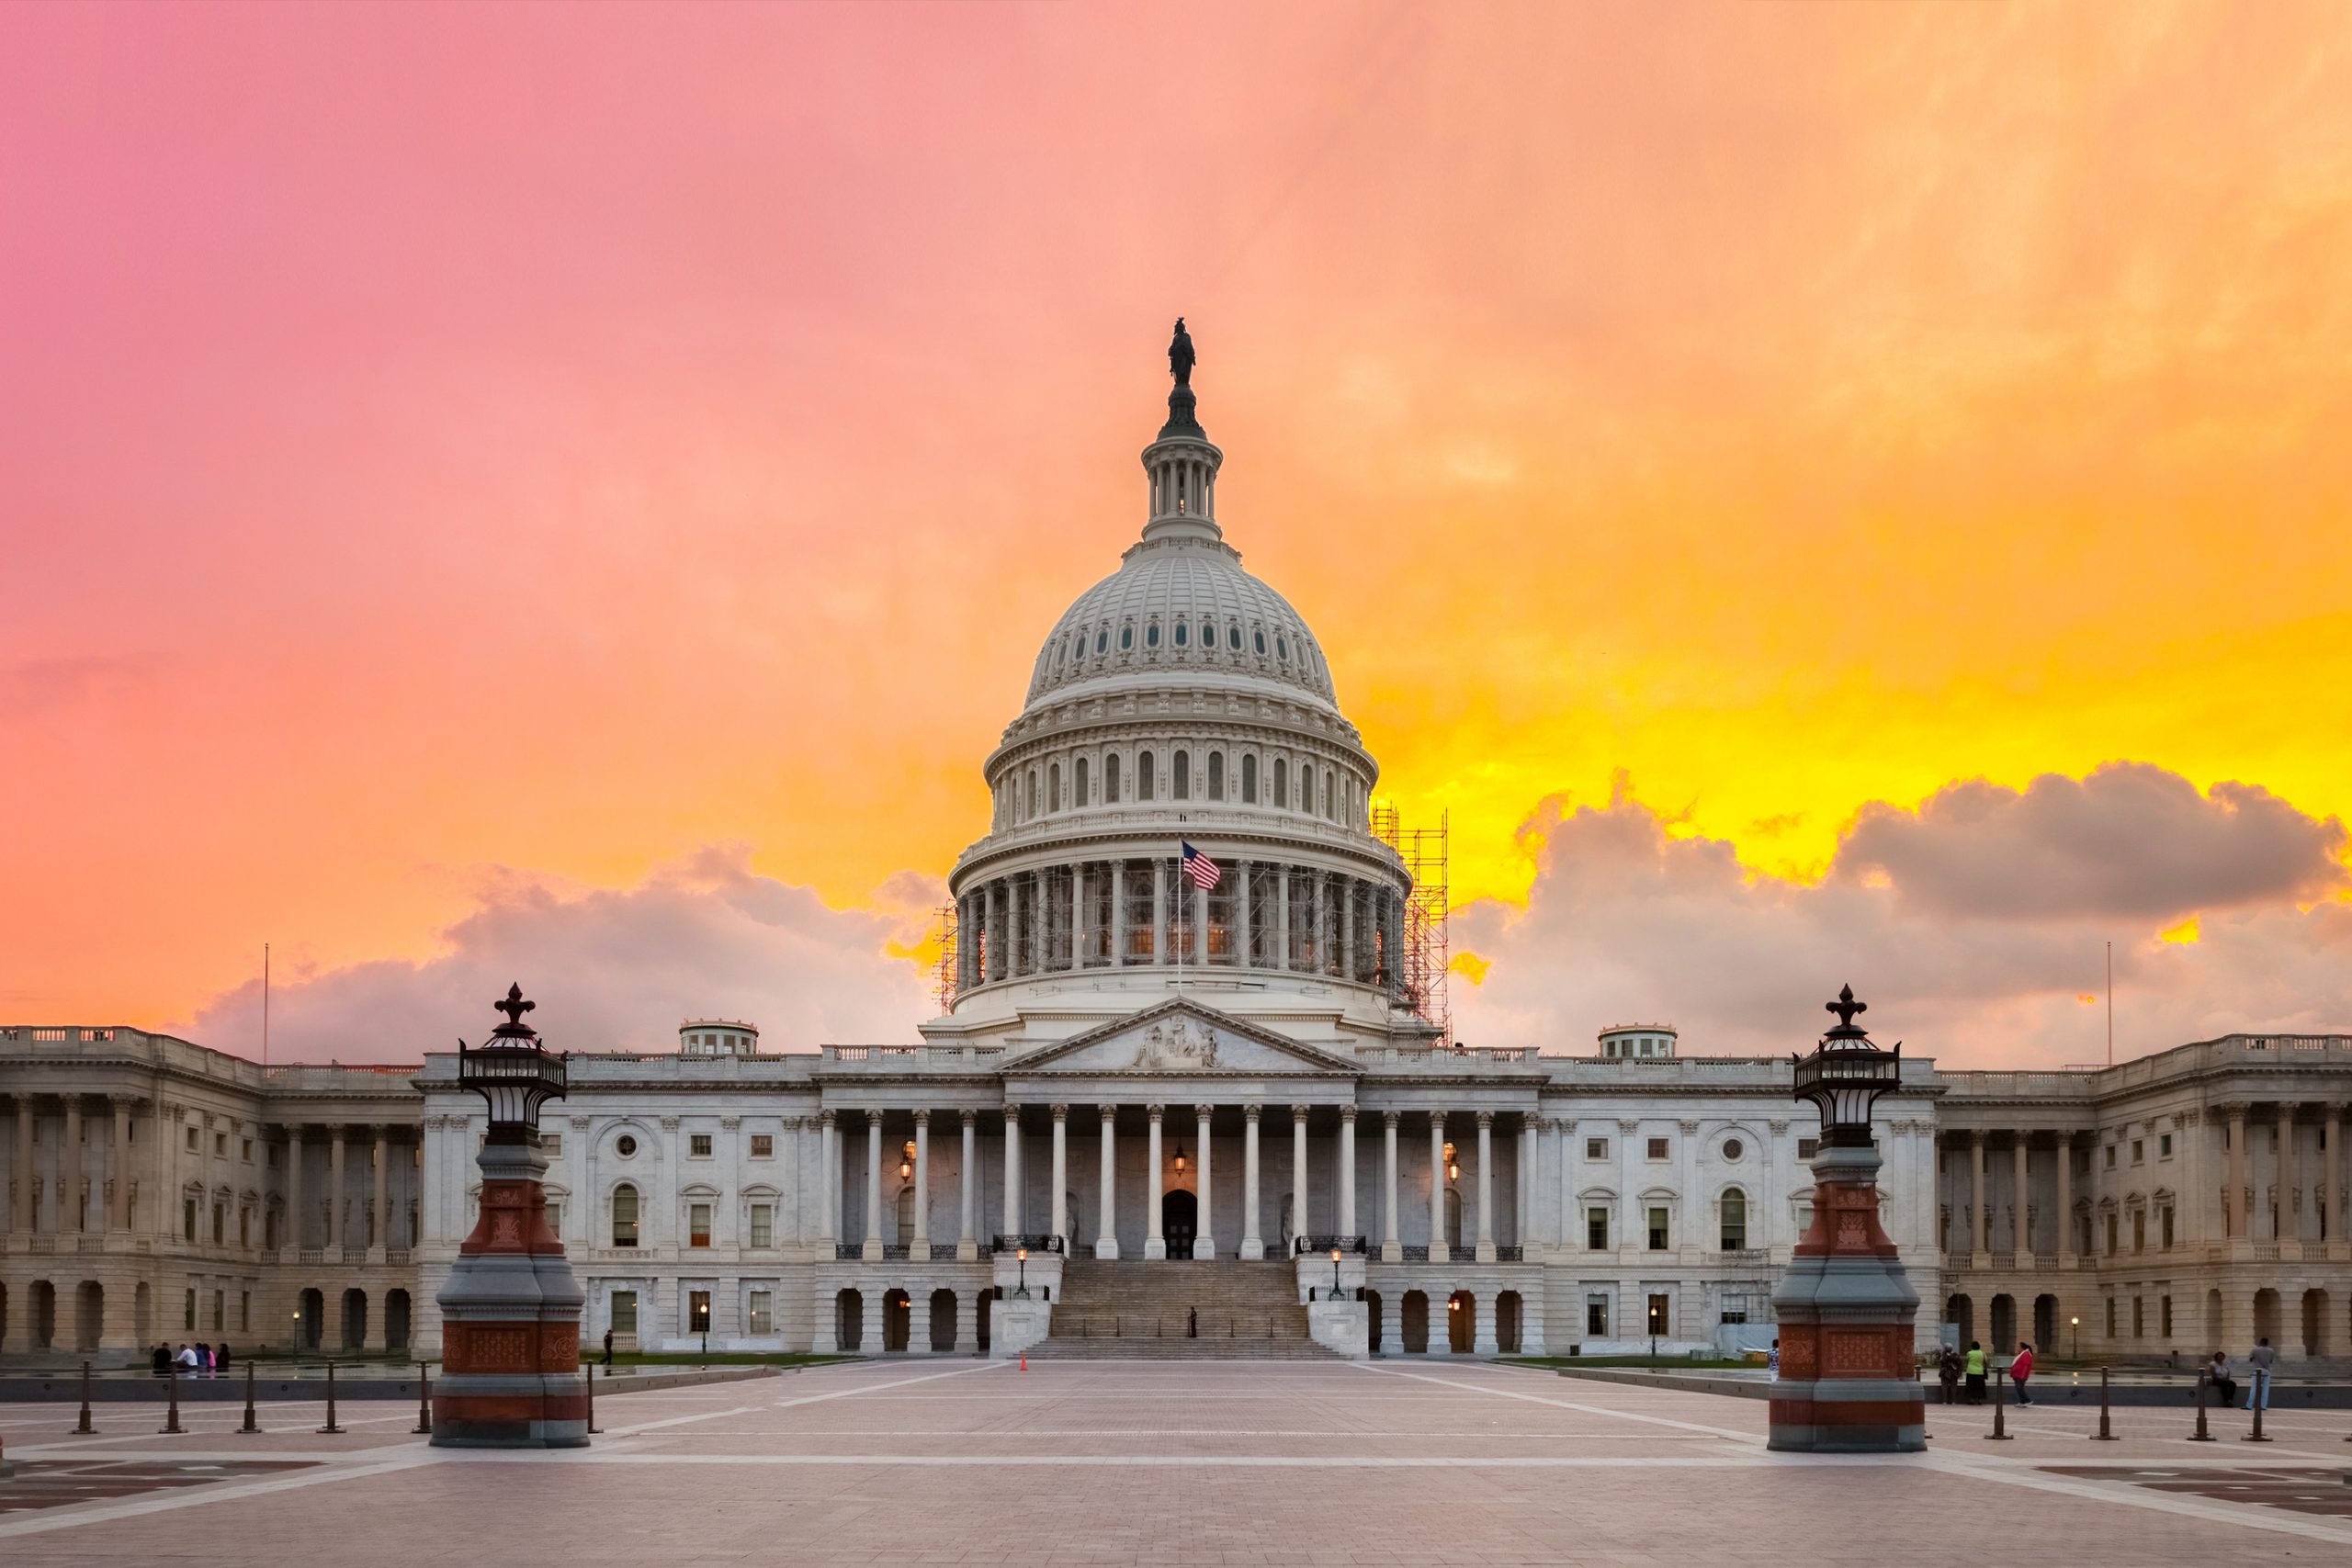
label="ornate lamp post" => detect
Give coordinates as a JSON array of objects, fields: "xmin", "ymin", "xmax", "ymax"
[
  {"xmin": 1014, "ymin": 1247, "xmax": 1031, "ymax": 1299},
  {"xmin": 430, "ymin": 985, "xmax": 589, "ymax": 1449},
  {"xmin": 1330, "ymin": 1247, "xmax": 1343, "ymax": 1299},
  {"xmin": 1768, "ymin": 986, "xmax": 1926, "ymax": 1453}
]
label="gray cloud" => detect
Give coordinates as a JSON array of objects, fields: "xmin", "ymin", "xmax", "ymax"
[
  {"xmin": 1831, "ymin": 763, "xmax": 2347, "ymax": 920},
  {"xmin": 1453, "ymin": 766, "xmax": 2351, "ymax": 1067},
  {"xmin": 184, "ymin": 846, "xmax": 931, "ymax": 1062}
]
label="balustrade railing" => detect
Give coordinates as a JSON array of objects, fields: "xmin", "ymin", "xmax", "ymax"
[
  {"xmin": 1293, "ymin": 1235, "xmax": 1367, "ymax": 1256},
  {"xmin": 991, "ymin": 1234, "xmax": 1065, "ymax": 1255},
  {"xmin": 1400, "ymin": 1244, "xmax": 1430, "ymax": 1262}
]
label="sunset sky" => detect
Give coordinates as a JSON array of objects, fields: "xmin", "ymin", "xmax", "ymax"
[{"xmin": 4, "ymin": 2, "xmax": 2347, "ymax": 1066}]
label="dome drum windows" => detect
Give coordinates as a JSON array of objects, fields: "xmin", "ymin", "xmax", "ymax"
[
  {"xmin": 1121, "ymin": 625, "xmax": 1135, "ymax": 651},
  {"xmin": 1137, "ymin": 750, "xmax": 1156, "ymax": 802},
  {"xmin": 1207, "ymin": 751, "xmax": 1225, "ymax": 801},
  {"xmin": 1174, "ymin": 622, "xmax": 1188, "ymax": 648},
  {"xmin": 1241, "ymin": 753, "xmax": 1258, "ymax": 804},
  {"xmin": 1105, "ymin": 752, "xmax": 1123, "ymax": 804},
  {"xmin": 1173, "ymin": 750, "xmax": 1191, "ymax": 800},
  {"xmin": 1272, "ymin": 757, "xmax": 1287, "ymax": 808},
  {"xmin": 1146, "ymin": 622, "xmax": 1161, "ymax": 649},
  {"xmin": 1074, "ymin": 757, "xmax": 1090, "ymax": 807}
]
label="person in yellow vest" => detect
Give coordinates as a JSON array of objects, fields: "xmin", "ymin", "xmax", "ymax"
[{"xmin": 1963, "ymin": 1341, "xmax": 1987, "ymax": 1404}]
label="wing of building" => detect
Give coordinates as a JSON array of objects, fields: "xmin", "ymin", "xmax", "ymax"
[{"xmin": 4, "ymin": 353, "xmax": 2346, "ymax": 1367}]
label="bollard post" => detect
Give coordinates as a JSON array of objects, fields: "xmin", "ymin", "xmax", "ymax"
[
  {"xmin": 2244, "ymin": 1383, "xmax": 2271, "ymax": 1444},
  {"xmin": 587, "ymin": 1361, "xmax": 601, "ymax": 1435},
  {"xmin": 75, "ymin": 1360, "xmax": 96, "ymax": 1435},
  {"xmin": 413, "ymin": 1361, "xmax": 433, "ymax": 1435},
  {"xmin": 2091, "ymin": 1366, "xmax": 2116, "ymax": 1440},
  {"xmin": 159, "ymin": 1367, "xmax": 184, "ymax": 1435},
  {"xmin": 317, "ymin": 1359, "xmax": 345, "ymax": 1435},
  {"xmin": 1984, "ymin": 1366, "xmax": 2010, "ymax": 1439},
  {"xmin": 240, "ymin": 1360, "xmax": 260, "ymax": 1433},
  {"xmin": 2189, "ymin": 1371, "xmax": 2215, "ymax": 1441}
]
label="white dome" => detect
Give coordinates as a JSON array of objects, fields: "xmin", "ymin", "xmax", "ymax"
[{"xmin": 1024, "ymin": 538, "xmax": 1338, "ymax": 710}]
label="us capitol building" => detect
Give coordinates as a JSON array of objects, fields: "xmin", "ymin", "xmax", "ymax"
[{"xmin": 6, "ymin": 340, "xmax": 2349, "ymax": 1367}]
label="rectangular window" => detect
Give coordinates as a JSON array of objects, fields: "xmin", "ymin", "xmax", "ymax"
[
  {"xmin": 211, "ymin": 1203, "xmax": 225, "ymax": 1245},
  {"xmin": 2161, "ymin": 1295, "xmax": 2174, "ymax": 1337},
  {"xmin": 211, "ymin": 1290, "xmax": 224, "ymax": 1331},
  {"xmin": 186, "ymin": 1127, "xmax": 198, "ymax": 1153},
  {"xmin": 267, "ymin": 1143, "xmax": 280, "ymax": 1168},
  {"xmin": 1797, "ymin": 1137, "xmax": 1819, "ymax": 1160},
  {"xmin": 1587, "ymin": 1207, "xmax": 1610, "ymax": 1250},
  {"xmin": 2159, "ymin": 1133, "xmax": 2173, "ymax": 1158},
  {"xmin": 2132, "ymin": 1296, "xmax": 2144, "ymax": 1338},
  {"xmin": 541, "ymin": 1133, "xmax": 562, "ymax": 1156},
  {"xmin": 2105, "ymin": 1213, "xmax": 2118, "ymax": 1255},
  {"xmin": 184, "ymin": 1289, "xmax": 196, "ymax": 1331},
  {"xmin": 1720, "ymin": 1294, "xmax": 1749, "ymax": 1325},
  {"xmin": 2104, "ymin": 1145, "xmax": 2116, "ymax": 1168},
  {"xmin": 749, "ymin": 1291, "xmax": 774, "ymax": 1336},
  {"xmin": 751, "ymin": 1204, "xmax": 774, "ymax": 1248},
  {"xmin": 240, "ymin": 1291, "xmax": 251, "ymax": 1332},
  {"xmin": 1647, "ymin": 1207, "xmax": 1669, "ymax": 1250},
  {"xmin": 2132, "ymin": 1138, "xmax": 2143, "ymax": 1164},
  {"xmin": 242, "ymin": 1138, "xmax": 254, "ymax": 1162},
  {"xmin": 2132, "ymin": 1210, "xmax": 2145, "ymax": 1252},
  {"xmin": 691, "ymin": 1134, "xmax": 713, "ymax": 1158},
  {"xmin": 2105, "ymin": 1297, "xmax": 2117, "ymax": 1337},
  {"xmin": 545, "ymin": 1200, "xmax": 561, "ymax": 1236},
  {"xmin": 215, "ymin": 1133, "xmax": 227, "ymax": 1157},
  {"xmin": 2161, "ymin": 1207, "xmax": 2174, "ymax": 1249},
  {"xmin": 1586, "ymin": 1296, "xmax": 1609, "ymax": 1337},
  {"xmin": 611, "ymin": 1291, "xmax": 639, "ymax": 1334},
  {"xmin": 239, "ymin": 1209, "xmax": 250, "ymax": 1247},
  {"xmin": 1585, "ymin": 1137, "xmax": 1607, "ymax": 1160},
  {"xmin": 689, "ymin": 1202, "xmax": 712, "ymax": 1247},
  {"xmin": 1645, "ymin": 1136, "xmax": 1669, "ymax": 1160},
  {"xmin": 1796, "ymin": 1201, "xmax": 1815, "ymax": 1235},
  {"xmin": 184, "ymin": 1198, "xmax": 197, "ymax": 1241},
  {"xmin": 1720, "ymin": 1207, "xmax": 1746, "ymax": 1251},
  {"xmin": 751, "ymin": 1134, "xmax": 775, "ymax": 1158},
  {"xmin": 689, "ymin": 1290, "xmax": 711, "ymax": 1333},
  {"xmin": 1646, "ymin": 1292, "xmax": 1669, "ymax": 1337}
]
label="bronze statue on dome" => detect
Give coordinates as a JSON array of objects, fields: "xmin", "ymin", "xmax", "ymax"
[{"xmin": 1169, "ymin": 317, "xmax": 1195, "ymax": 387}]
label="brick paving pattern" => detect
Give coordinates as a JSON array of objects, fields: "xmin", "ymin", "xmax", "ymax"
[{"xmin": 4, "ymin": 1359, "xmax": 2351, "ymax": 1562}]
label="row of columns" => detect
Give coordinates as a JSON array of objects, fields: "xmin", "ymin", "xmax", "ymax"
[{"xmin": 954, "ymin": 859, "xmax": 1403, "ymax": 993}]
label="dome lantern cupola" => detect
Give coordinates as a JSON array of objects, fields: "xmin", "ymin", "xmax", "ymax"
[{"xmin": 1141, "ymin": 316, "xmax": 1223, "ymax": 547}]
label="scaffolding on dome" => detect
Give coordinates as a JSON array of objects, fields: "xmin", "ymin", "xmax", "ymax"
[
  {"xmin": 1371, "ymin": 802, "xmax": 1452, "ymax": 1043},
  {"xmin": 931, "ymin": 902, "xmax": 959, "ymax": 1012}
]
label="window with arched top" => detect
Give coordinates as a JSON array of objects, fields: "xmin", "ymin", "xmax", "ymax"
[
  {"xmin": 1254, "ymin": 629, "xmax": 1266, "ymax": 655},
  {"xmin": 1048, "ymin": 762, "xmax": 1061, "ymax": 812},
  {"xmin": 1138, "ymin": 751, "xmax": 1156, "ymax": 802},
  {"xmin": 1228, "ymin": 624, "xmax": 1242, "ymax": 650},
  {"xmin": 1121, "ymin": 625, "xmax": 1134, "ymax": 650},
  {"xmin": 1208, "ymin": 752, "xmax": 1225, "ymax": 801},
  {"xmin": 1242, "ymin": 754, "xmax": 1258, "ymax": 804},
  {"xmin": 1174, "ymin": 751, "xmax": 1190, "ymax": 799},
  {"xmin": 1147, "ymin": 622, "xmax": 1160, "ymax": 648},
  {"xmin": 1324, "ymin": 774, "xmax": 1334, "ymax": 818},
  {"xmin": 1075, "ymin": 757, "xmax": 1090, "ymax": 807},
  {"xmin": 1095, "ymin": 628, "xmax": 1107, "ymax": 654},
  {"xmin": 1301, "ymin": 763, "xmax": 1315, "ymax": 814},
  {"xmin": 1273, "ymin": 757, "xmax": 1288, "ymax": 808},
  {"xmin": 1174, "ymin": 621, "xmax": 1188, "ymax": 648},
  {"xmin": 612, "ymin": 1185, "xmax": 640, "ymax": 1248},
  {"xmin": 1720, "ymin": 1190, "xmax": 1747, "ymax": 1251},
  {"xmin": 1106, "ymin": 752, "xmax": 1122, "ymax": 804}
]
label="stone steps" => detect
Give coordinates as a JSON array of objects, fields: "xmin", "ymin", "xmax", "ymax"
[{"xmin": 1038, "ymin": 1258, "xmax": 1340, "ymax": 1361}]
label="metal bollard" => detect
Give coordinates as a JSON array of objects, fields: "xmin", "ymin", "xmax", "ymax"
[
  {"xmin": 75, "ymin": 1360, "xmax": 96, "ymax": 1435},
  {"xmin": 587, "ymin": 1361, "xmax": 601, "ymax": 1435},
  {"xmin": 1984, "ymin": 1366, "xmax": 2011, "ymax": 1439},
  {"xmin": 159, "ymin": 1367, "xmax": 184, "ymax": 1435},
  {"xmin": 2244, "ymin": 1380, "xmax": 2271, "ymax": 1443},
  {"xmin": 2092, "ymin": 1366, "xmax": 2116, "ymax": 1440},
  {"xmin": 2189, "ymin": 1371, "xmax": 2215, "ymax": 1441},
  {"xmin": 317, "ymin": 1359, "xmax": 345, "ymax": 1435},
  {"xmin": 241, "ymin": 1361, "xmax": 260, "ymax": 1433},
  {"xmin": 413, "ymin": 1361, "xmax": 432, "ymax": 1435}
]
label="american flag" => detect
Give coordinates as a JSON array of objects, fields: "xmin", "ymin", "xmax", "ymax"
[{"xmin": 1182, "ymin": 841, "xmax": 1222, "ymax": 890}]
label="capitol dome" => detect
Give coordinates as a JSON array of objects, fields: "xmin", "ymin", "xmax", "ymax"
[{"xmin": 929, "ymin": 330, "xmax": 1430, "ymax": 1052}]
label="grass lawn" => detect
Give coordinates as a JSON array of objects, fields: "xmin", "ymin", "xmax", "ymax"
[{"xmin": 1501, "ymin": 1356, "xmax": 1758, "ymax": 1371}]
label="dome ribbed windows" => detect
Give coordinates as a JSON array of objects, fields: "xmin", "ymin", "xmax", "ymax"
[{"xmin": 1173, "ymin": 622, "xmax": 1187, "ymax": 647}]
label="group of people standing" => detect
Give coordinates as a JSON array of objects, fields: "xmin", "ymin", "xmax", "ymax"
[
  {"xmin": 1938, "ymin": 1340, "xmax": 2036, "ymax": 1404},
  {"xmin": 149, "ymin": 1342, "xmax": 232, "ymax": 1378},
  {"xmin": 2207, "ymin": 1338, "xmax": 2278, "ymax": 1410}
]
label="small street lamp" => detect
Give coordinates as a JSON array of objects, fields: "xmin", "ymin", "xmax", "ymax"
[
  {"xmin": 2071, "ymin": 1314, "xmax": 2080, "ymax": 1362},
  {"xmin": 1330, "ymin": 1247, "xmax": 1343, "ymax": 1298},
  {"xmin": 1013, "ymin": 1246, "xmax": 1031, "ymax": 1299}
]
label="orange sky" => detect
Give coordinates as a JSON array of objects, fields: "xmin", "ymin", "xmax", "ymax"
[{"xmin": 3, "ymin": 3, "xmax": 2348, "ymax": 1055}]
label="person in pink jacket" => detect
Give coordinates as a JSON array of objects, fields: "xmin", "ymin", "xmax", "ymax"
[{"xmin": 2011, "ymin": 1341, "xmax": 2036, "ymax": 1405}]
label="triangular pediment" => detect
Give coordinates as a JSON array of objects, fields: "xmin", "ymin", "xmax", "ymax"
[{"xmin": 999, "ymin": 999, "xmax": 1361, "ymax": 1077}]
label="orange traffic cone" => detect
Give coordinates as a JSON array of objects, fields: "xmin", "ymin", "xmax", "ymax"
[{"xmin": 1020, "ymin": 1355, "xmax": 1027, "ymax": 1371}]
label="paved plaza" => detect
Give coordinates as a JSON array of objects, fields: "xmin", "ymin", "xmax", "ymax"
[{"xmin": 5, "ymin": 1360, "xmax": 2352, "ymax": 1562}]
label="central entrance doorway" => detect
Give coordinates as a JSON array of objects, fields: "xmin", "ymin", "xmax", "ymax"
[{"xmin": 1162, "ymin": 1189, "xmax": 1198, "ymax": 1260}]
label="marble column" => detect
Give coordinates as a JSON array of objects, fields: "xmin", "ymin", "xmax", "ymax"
[
  {"xmin": 2283, "ymin": 1102, "xmax": 2303, "ymax": 1242},
  {"xmin": 1007, "ymin": 876, "xmax": 1024, "ymax": 977},
  {"xmin": 1474, "ymin": 1111, "xmax": 1497, "ymax": 1262},
  {"xmin": 1430, "ymin": 1112, "xmax": 1450, "ymax": 1263},
  {"xmin": 1111, "ymin": 862, "xmax": 1127, "ymax": 965},
  {"xmin": 110, "ymin": 1100, "xmax": 133, "ymax": 1232},
  {"xmin": 2010, "ymin": 1137, "xmax": 2028, "ymax": 1255},
  {"xmin": 12, "ymin": 1098, "xmax": 32, "ymax": 1233},
  {"xmin": 1275, "ymin": 865, "xmax": 1291, "ymax": 970},
  {"xmin": 1516, "ymin": 1113, "xmax": 1533, "ymax": 1247},
  {"xmin": 1340, "ymin": 878, "xmax": 1357, "ymax": 981},
  {"xmin": 329, "ymin": 1127, "xmax": 348, "ymax": 1256},
  {"xmin": 1967, "ymin": 1135, "xmax": 1984, "ymax": 1254},
  {"xmin": 2329, "ymin": 1104, "xmax": 2346, "ymax": 1247},
  {"xmin": 1049, "ymin": 1103, "xmax": 1069, "ymax": 1249},
  {"xmin": 1339, "ymin": 1106, "xmax": 1358, "ymax": 1242},
  {"xmin": 1382, "ymin": 1111, "xmax": 1401, "ymax": 1261},
  {"xmin": 1073, "ymin": 863, "xmax": 1091, "ymax": 968},
  {"xmin": 1193, "ymin": 881, "xmax": 1208, "ymax": 966},
  {"xmin": 370, "ymin": 1124, "xmax": 389, "ymax": 1255},
  {"xmin": 62, "ymin": 1098, "xmax": 84, "ymax": 1232},
  {"xmin": 1146, "ymin": 1104, "xmax": 1167, "ymax": 1259},
  {"xmin": 1291, "ymin": 1106, "xmax": 1308, "ymax": 1254},
  {"xmin": 2226, "ymin": 1104, "xmax": 2247, "ymax": 1242},
  {"xmin": 816, "ymin": 1111, "xmax": 837, "ymax": 1250},
  {"xmin": 911, "ymin": 1111, "xmax": 931, "ymax": 1256},
  {"xmin": 1194, "ymin": 1104, "xmax": 1216, "ymax": 1258},
  {"xmin": 2056, "ymin": 1135, "xmax": 2075, "ymax": 1264},
  {"xmin": 1097, "ymin": 1105, "xmax": 1118, "ymax": 1258},
  {"xmin": 1003, "ymin": 1107, "xmax": 1023, "ymax": 1236},
  {"xmin": 284, "ymin": 1125, "xmax": 304, "ymax": 1255},
  {"xmin": 864, "ymin": 1115, "xmax": 884, "ymax": 1260},
  {"xmin": 1241, "ymin": 1104, "xmax": 1263, "ymax": 1258},
  {"xmin": 957, "ymin": 1111, "xmax": 978, "ymax": 1259},
  {"xmin": 1235, "ymin": 858, "xmax": 1251, "ymax": 966},
  {"xmin": 1152, "ymin": 860, "xmax": 1169, "ymax": 964}
]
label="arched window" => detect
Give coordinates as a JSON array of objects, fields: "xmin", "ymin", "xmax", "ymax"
[
  {"xmin": 1048, "ymin": 762, "xmax": 1061, "ymax": 812},
  {"xmin": 1138, "ymin": 751, "xmax": 1156, "ymax": 802},
  {"xmin": 1300, "ymin": 763, "xmax": 1315, "ymax": 814},
  {"xmin": 1027, "ymin": 770, "xmax": 1038, "ymax": 818},
  {"xmin": 1106, "ymin": 752, "xmax": 1122, "ymax": 804},
  {"xmin": 1147, "ymin": 622, "xmax": 1160, "ymax": 648},
  {"xmin": 1324, "ymin": 774, "xmax": 1334, "ymax": 818},
  {"xmin": 1075, "ymin": 757, "xmax": 1090, "ymax": 807},
  {"xmin": 612, "ymin": 1185, "xmax": 639, "ymax": 1248},
  {"xmin": 1229, "ymin": 624, "xmax": 1243, "ymax": 650},
  {"xmin": 1242, "ymin": 754, "xmax": 1258, "ymax": 804},
  {"xmin": 1174, "ymin": 751, "xmax": 1191, "ymax": 799},
  {"xmin": 1273, "ymin": 758, "xmax": 1288, "ymax": 808},
  {"xmin": 1277, "ymin": 636, "xmax": 1289, "ymax": 660},
  {"xmin": 1121, "ymin": 625, "xmax": 1134, "ymax": 650},
  {"xmin": 1208, "ymin": 752, "xmax": 1225, "ymax": 800},
  {"xmin": 1174, "ymin": 621, "xmax": 1188, "ymax": 647},
  {"xmin": 1201, "ymin": 619, "xmax": 1215, "ymax": 648},
  {"xmin": 1254, "ymin": 629, "xmax": 1266, "ymax": 655},
  {"xmin": 1095, "ymin": 629, "xmax": 1107, "ymax": 654},
  {"xmin": 1720, "ymin": 1190, "xmax": 1747, "ymax": 1251}
]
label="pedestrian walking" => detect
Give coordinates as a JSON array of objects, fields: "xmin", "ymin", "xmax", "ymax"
[
  {"xmin": 2246, "ymin": 1337, "xmax": 2275, "ymax": 1412},
  {"xmin": 1963, "ymin": 1340, "xmax": 1987, "ymax": 1404},
  {"xmin": 1768, "ymin": 1339, "xmax": 1780, "ymax": 1379},
  {"xmin": 2010, "ymin": 1341, "xmax": 2035, "ymax": 1405},
  {"xmin": 215, "ymin": 1343, "xmax": 232, "ymax": 1378},
  {"xmin": 2208, "ymin": 1350, "xmax": 2236, "ymax": 1408},
  {"xmin": 1938, "ymin": 1346, "xmax": 1962, "ymax": 1404},
  {"xmin": 602, "ymin": 1328, "xmax": 615, "ymax": 1367}
]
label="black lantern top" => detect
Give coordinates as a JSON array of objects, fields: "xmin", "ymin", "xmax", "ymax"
[
  {"xmin": 458, "ymin": 983, "xmax": 568, "ymax": 1143},
  {"xmin": 1790, "ymin": 985, "xmax": 1901, "ymax": 1148}
]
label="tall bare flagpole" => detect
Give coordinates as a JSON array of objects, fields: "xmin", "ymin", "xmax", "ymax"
[
  {"xmin": 263, "ymin": 942, "xmax": 270, "ymax": 1068},
  {"xmin": 2105, "ymin": 940, "xmax": 2112, "ymax": 1067}
]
